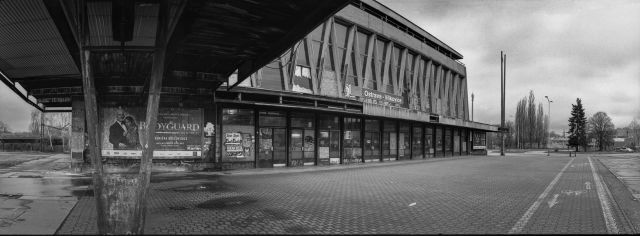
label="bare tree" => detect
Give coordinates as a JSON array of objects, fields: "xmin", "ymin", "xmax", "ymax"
[
  {"xmin": 28, "ymin": 109, "xmax": 71, "ymax": 152},
  {"xmin": 536, "ymin": 103, "xmax": 544, "ymax": 148},
  {"xmin": 29, "ymin": 110, "xmax": 41, "ymax": 134},
  {"xmin": 514, "ymin": 98, "xmax": 527, "ymax": 149},
  {"xmin": 588, "ymin": 111, "xmax": 615, "ymax": 151},
  {"xmin": 0, "ymin": 120, "xmax": 10, "ymax": 133},
  {"xmin": 527, "ymin": 91, "xmax": 536, "ymax": 148},
  {"xmin": 505, "ymin": 120, "xmax": 515, "ymax": 148}
]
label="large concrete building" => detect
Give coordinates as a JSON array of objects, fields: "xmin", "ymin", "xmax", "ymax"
[
  {"xmin": 1, "ymin": 0, "xmax": 496, "ymax": 171},
  {"xmin": 208, "ymin": 0, "xmax": 496, "ymax": 169}
]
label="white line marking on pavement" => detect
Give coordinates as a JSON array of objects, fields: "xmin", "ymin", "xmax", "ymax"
[
  {"xmin": 547, "ymin": 194, "xmax": 560, "ymax": 208},
  {"xmin": 585, "ymin": 181, "xmax": 592, "ymax": 190},
  {"xmin": 561, "ymin": 190, "xmax": 584, "ymax": 196},
  {"xmin": 508, "ymin": 157, "xmax": 575, "ymax": 234},
  {"xmin": 588, "ymin": 156, "xmax": 619, "ymax": 234}
]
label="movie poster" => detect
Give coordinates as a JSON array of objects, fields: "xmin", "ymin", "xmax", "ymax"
[{"xmin": 100, "ymin": 107, "xmax": 203, "ymax": 158}]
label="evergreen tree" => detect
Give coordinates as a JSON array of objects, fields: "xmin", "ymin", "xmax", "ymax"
[{"xmin": 568, "ymin": 98, "xmax": 587, "ymax": 151}]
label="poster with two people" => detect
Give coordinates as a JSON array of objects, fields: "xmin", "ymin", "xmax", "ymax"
[{"xmin": 101, "ymin": 106, "xmax": 203, "ymax": 158}]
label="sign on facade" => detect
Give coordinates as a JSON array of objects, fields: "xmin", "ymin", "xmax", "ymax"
[{"xmin": 361, "ymin": 88, "xmax": 403, "ymax": 107}]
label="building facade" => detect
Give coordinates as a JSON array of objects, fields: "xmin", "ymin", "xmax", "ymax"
[
  {"xmin": 206, "ymin": 0, "xmax": 495, "ymax": 169},
  {"xmin": 67, "ymin": 0, "xmax": 496, "ymax": 170}
]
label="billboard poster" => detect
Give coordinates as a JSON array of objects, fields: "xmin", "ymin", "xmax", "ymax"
[{"xmin": 100, "ymin": 106, "xmax": 203, "ymax": 158}]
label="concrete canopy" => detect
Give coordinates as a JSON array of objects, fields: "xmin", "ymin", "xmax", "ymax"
[{"xmin": 0, "ymin": 0, "xmax": 350, "ymax": 110}]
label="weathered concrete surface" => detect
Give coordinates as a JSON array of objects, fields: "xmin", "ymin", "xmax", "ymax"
[
  {"xmin": 597, "ymin": 154, "xmax": 640, "ymax": 200},
  {"xmin": 0, "ymin": 153, "xmax": 88, "ymax": 234},
  {"xmin": 0, "ymin": 196, "xmax": 76, "ymax": 234}
]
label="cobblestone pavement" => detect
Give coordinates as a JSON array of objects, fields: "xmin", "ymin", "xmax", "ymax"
[{"xmin": 56, "ymin": 155, "xmax": 640, "ymax": 234}]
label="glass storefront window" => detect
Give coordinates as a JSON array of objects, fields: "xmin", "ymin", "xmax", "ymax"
[
  {"xmin": 445, "ymin": 127, "xmax": 452, "ymax": 156},
  {"xmin": 412, "ymin": 125, "xmax": 423, "ymax": 159},
  {"xmin": 399, "ymin": 123, "xmax": 411, "ymax": 160},
  {"xmin": 473, "ymin": 131, "xmax": 486, "ymax": 148},
  {"xmin": 343, "ymin": 117, "xmax": 362, "ymax": 164},
  {"xmin": 257, "ymin": 111, "xmax": 286, "ymax": 167},
  {"xmin": 435, "ymin": 127, "xmax": 443, "ymax": 157},
  {"xmin": 318, "ymin": 115, "xmax": 340, "ymax": 165},
  {"xmin": 222, "ymin": 109, "xmax": 255, "ymax": 163},
  {"xmin": 382, "ymin": 120, "xmax": 397, "ymax": 161},
  {"xmin": 290, "ymin": 113, "xmax": 315, "ymax": 166},
  {"xmin": 454, "ymin": 129, "xmax": 460, "ymax": 156},
  {"xmin": 425, "ymin": 125, "xmax": 433, "ymax": 157},
  {"xmin": 462, "ymin": 129, "xmax": 468, "ymax": 154},
  {"xmin": 364, "ymin": 119, "xmax": 381, "ymax": 162}
]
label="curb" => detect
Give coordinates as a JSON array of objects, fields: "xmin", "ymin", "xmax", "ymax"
[{"xmin": 152, "ymin": 155, "xmax": 484, "ymax": 177}]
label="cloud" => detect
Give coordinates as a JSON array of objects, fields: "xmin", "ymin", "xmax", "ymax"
[
  {"xmin": 380, "ymin": 0, "xmax": 640, "ymax": 130},
  {"xmin": 0, "ymin": 84, "xmax": 32, "ymax": 132}
]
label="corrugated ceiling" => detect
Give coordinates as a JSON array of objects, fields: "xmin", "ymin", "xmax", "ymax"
[
  {"xmin": 0, "ymin": 0, "xmax": 79, "ymax": 78},
  {"xmin": 87, "ymin": 1, "xmax": 158, "ymax": 47}
]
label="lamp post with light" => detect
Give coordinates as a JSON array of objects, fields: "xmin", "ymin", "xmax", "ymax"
[
  {"xmin": 545, "ymin": 96, "xmax": 553, "ymax": 156},
  {"xmin": 471, "ymin": 93, "xmax": 474, "ymax": 121}
]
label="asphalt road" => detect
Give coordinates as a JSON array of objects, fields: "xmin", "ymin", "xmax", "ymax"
[{"xmin": 55, "ymin": 154, "xmax": 640, "ymax": 234}]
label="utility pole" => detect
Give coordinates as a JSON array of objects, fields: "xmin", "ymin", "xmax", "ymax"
[
  {"xmin": 500, "ymin": 51, "xmax": 506, "ymax": 156},
  {"xmin": 545, "ymin": 96, "xmax": 552, "ymax": 156}
]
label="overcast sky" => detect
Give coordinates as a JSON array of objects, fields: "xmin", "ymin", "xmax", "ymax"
[
  {"xmin": 380, "ymin": 0, "xmax": 640, "ymax": 133},
  {"xmin": 1, "ymin": 0, "xmax": 639, "ymax": 133}
]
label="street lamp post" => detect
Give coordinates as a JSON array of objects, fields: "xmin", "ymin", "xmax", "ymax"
[
  {"xmin": 545, "ymin": 96, "xmax": 553, "ymax": 156},
  {"xmin": 471, "ymin": 93, "xmax": 474, "ymax": 121}
]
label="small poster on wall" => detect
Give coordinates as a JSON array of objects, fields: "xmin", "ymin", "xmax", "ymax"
[
  {"xmin": 319, "ymin": 147, "xmax": 329, "ymax": 159},
  {"xmin": 225, "ymin": 133, "xmax": 244, "ymax": 158},
  {"xmin": 223, "ymin": 131, "xmax": 255, "ymax": 160},
  {"xmin": 204, "ymin": 122, "xmax": 215, "ymax": 137}
]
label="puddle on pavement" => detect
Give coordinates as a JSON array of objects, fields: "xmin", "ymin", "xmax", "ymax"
[
  {"xmin": 71, "ymin": 189, "xmax": 94, "ymax": 197},
  {"xmin": 195, "ymin": 196, "xmax": 257, "ymax": 209},
  {"xmin": 16, "ymin": 175, "xmax": 43, "ymax": 178},
  {"xmin": 0, "ymin": 193, "xmax": 23, "ymax": 199}
]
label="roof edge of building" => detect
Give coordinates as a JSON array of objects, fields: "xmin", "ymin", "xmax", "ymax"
[{"xmin": 361, "ymin": 0, "xmax": 464, "ymax": 60}]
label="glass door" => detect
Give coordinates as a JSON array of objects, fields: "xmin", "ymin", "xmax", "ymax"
[
  {"xmin": 289, "ymin": 129, "xmax": 304, "ymax": 167},
  {"xmin": 382, "ymin": 120, "xmax": 397, "ymax": 161},
  {"xmin": 258, "ymin": 128, "xmax": 274, "ymax": 168},
  {"xmin": 318, "ymin": 115, "xmax": 340, "ymax": 165},
  {"xmin": 273, "ymin": 128, "xmax": 286, "ymax": 166},
  {"xmin": 258, "ymin": 111, "xmax": 286, "ymax": 168},
  {"xmin": 258, "ymin": 127, "xmax": 286, "ymax": 168},
  {"xmin": 364, "ymin": 119, "xmax": 381, "ymax": 162},
  {"xmin": 290, "ymin": 113, "xmax": 315, "ymax": 167}
]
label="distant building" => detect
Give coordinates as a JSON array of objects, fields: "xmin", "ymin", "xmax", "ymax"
[
  {"xmin": 613, "ymin": 138, "xmax": 626, "ymax": 148},
  {"xmin": 0, "ymin": 133, "xmax": 65, "ymax": 152},
  {"xmin": 549, "ymin": 137, "xmax": 568, "ymax": 149}
]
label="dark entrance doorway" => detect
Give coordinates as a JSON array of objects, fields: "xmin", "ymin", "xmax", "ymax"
[{"xmin": 258, "ymin": 111, "xmax": 286, "ymax": 168}]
